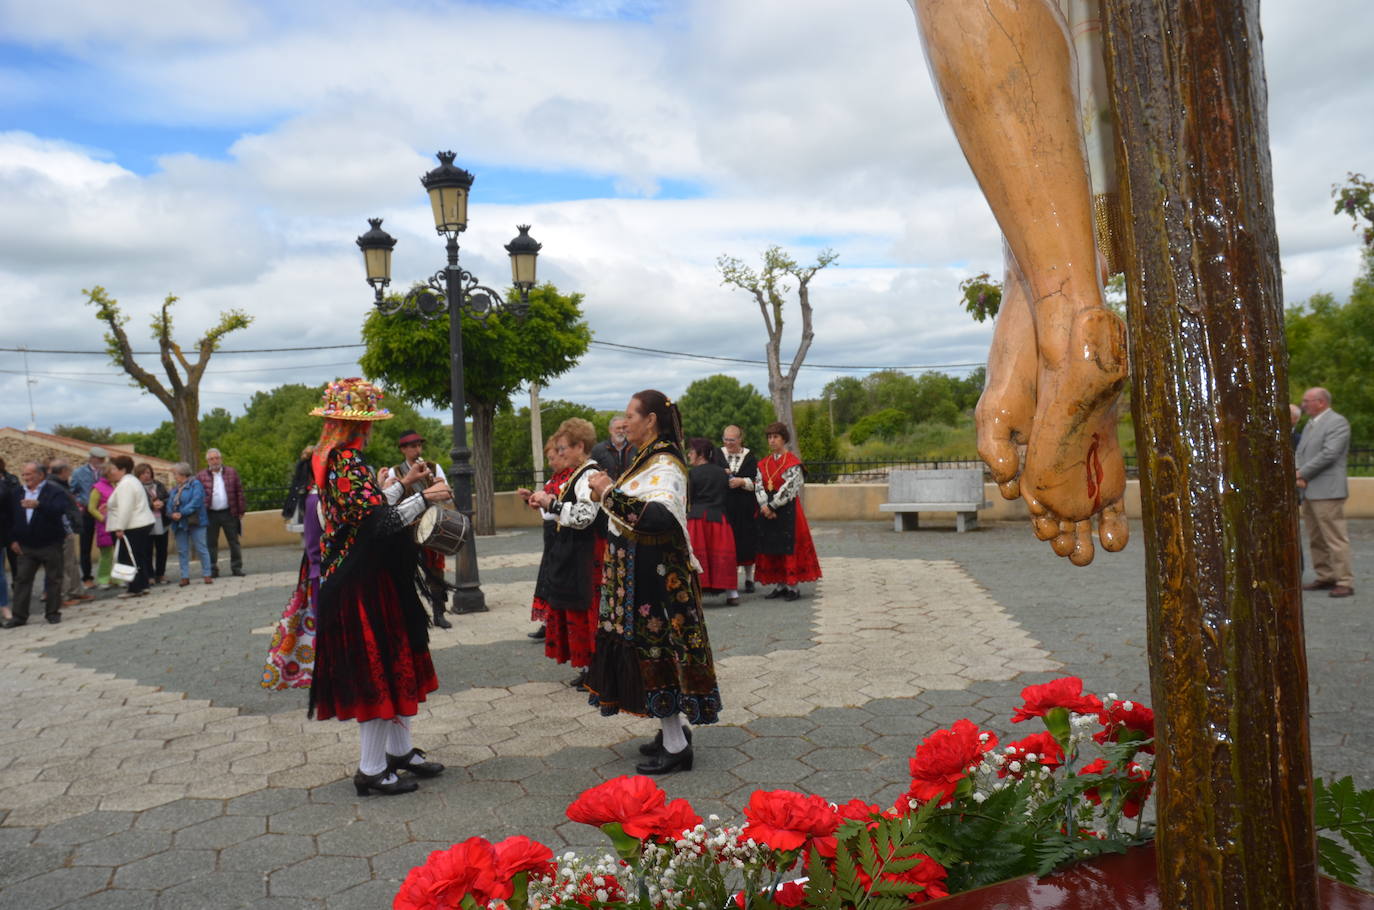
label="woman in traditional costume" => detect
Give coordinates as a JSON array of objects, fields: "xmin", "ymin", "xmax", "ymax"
[
  {"xmin": 586, "ymin": 390, "xmax": 722, "ymax": 775},
  {"xmin": 523, "ymin": 436, "xmax": 572, "ymax": 642},
  {"xmin": 262, "ymin": 455, "xmax": 324, "ymax": 692},
  {"xmin": 527, "ymin": 418, "xmax": 605, "ymax": 690},
  {"xmin": 754, "ymin": 421, "xmax": 822, "ymax": 601},
  {"xmin": 685, "ymin": 437, "xmax": 739, "ymax": 605},
  {"xmin": 305, "ymin": 378, "xmax": 453, "ymax": 796}
]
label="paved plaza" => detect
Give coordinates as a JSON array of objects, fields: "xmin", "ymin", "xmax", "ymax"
[{"xmin": 1, "ymin": 518, "xmax": 1370, "ymax": 908}]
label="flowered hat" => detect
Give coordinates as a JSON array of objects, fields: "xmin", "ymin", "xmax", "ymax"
[{"xmin": 310, "ymin": 378, "xmax": 393, "ymax": 421}]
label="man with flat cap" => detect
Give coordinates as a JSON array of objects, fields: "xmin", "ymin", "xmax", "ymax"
[{"xmin": 390, "ymin": 430, "xmax": 455, "ymax": 627}]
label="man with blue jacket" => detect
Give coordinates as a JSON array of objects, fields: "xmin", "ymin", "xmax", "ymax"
[{"xmin": 5, "ymin": 462, "xmax": 69, "ymax": 627}]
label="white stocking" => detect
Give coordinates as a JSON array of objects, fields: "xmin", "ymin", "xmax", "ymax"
[
  {"xmin": 386, "ymin": 715, "xmax": 413, "ymax": 760},
  {"xmin": 358, "ymin": 718, "xmax": 392, "ymax": 778},
  {"xmin": 660, "ymin": 714, "xmax": 688, "ymax": 754}
]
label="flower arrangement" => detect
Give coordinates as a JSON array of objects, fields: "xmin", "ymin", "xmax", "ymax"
[{"xmin": 395, "ymin": 676, "xmax": 1158, "ymax": 909}]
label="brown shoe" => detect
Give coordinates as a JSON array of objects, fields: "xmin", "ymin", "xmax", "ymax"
[
  {"xmin": 1302, "ymin": 580, "xmax": 1336, "ymax": 591},
  {"xmin": 179, "ymin": 578, "xmax": 190, "ymax": 587},
  {"xmin": 1329, "ymin": 586, "xmax": 1355, "ymax": 598},
  {"xmin": 204, "ymin": 577, "xmax": 214, "ymax": 585}
]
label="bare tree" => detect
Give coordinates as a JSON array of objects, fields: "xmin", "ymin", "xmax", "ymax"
[
  {"xmin": 85, "ymin": 286, "xmax": 252, "ymax": 468},
  {"xmin": 717, "ymin": 245, "xmax": 838, "ymax": 452}
]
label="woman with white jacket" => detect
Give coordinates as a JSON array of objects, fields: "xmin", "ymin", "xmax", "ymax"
[{"xmin": 104, "ymin": 454, "xmax": 156, "ymax": 598}]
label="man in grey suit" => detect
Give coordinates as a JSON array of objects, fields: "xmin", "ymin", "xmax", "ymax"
[{"xmin": 1295, "ymin": 387, "xmax": 1354, "ymax": 597}]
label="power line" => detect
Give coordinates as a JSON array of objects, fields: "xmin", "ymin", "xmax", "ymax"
[
  {"xmin": 2, "ymin": 341, "xmax": 984, "ymax": 374},
  {"xmin": 587, "ymin": 340, "xmax": 985, "ymax": 373},
  {"xmin": 0, "ymin": 344, "xmax": 364, "ymax": 356}
]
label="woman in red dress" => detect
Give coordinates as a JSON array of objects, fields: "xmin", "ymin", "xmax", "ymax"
[
  {"xmin": 307, "ymin": 379, "xmax": 454, "ymax": 796},
  {"xmin": 685, "ymin": 437, "xmax": 739, "ymax": 604},
  {"xmin": 753, "ymin": 421, "xmax": 822, "ymax": 600},
  {"xmin": 527, "ymin": 418, "xmax": 605, "ymax": 690},
  {"xmin": 523, "ymin": 436, "xmax": 573, "ymax": 640}
]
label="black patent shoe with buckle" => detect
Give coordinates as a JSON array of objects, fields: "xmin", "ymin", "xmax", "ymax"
[
  {"xmin": 637, "ymin": 728, "xmax": 693, "ymax": 756},
  {"xmin": 387, "ymin": 747, "xmax": 445, "ymax": 778},
  {"xmin": 353, "ymin": 768, "xmax": 419, "ymax": 796},
  {"xmin": 635, "ymin": 745, "xmax": 693, "ymax": 775}
]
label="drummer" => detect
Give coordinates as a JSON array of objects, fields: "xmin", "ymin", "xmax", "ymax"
[{"xmin": 388, "ymin": 429, "xmax": 454, "ymax": 629}]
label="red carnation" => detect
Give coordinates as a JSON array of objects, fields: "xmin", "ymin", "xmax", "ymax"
[
  {"xmin": 1012, "ymin": 677, "xmax": 1104, "ymax": 723},
  {"xmin": 905, "ymin": 719, "xmax": 998, "ymax": 807},
  {"xmin": 1095, "ymin": 699, "xmax": 1156, "ymax": 754},
  {"xmin": 997, "ymin": 731, "xmax": 1065, "ymax": 779},
  {"xmin": 741, "ymin": 790, "xmax": 839, "ymax": 852},
  {"xmin": 572, "ymin": 871, "xmax": 627, "ymax": 907},
  {"xmin": 394, "ymin": 837, "xmax": 505, "ymax": 910},
  {"xmin": 566, "ymin": 775, "xmax": 668, "ymax": 838},
  {"xmin": 492, "ymin": 835, "xmax": 555, "ymax": 882},
  {"xmin": 732, "ymin": 880, "xmax": 808, "ymax": 910},
  {"xmin": 645, "ymin": 798, "xmax": 702, "ymax": 842},
  {"xmin": 1079, "ymin": 759, "xmax": 1154, "ymax": 818},
  {"xmin": 853, "ymin": 843, "xmax": 949, "ymax": 904}
]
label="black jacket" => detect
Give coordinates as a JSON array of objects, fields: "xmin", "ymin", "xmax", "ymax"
[
  {"xmin": 7, "ymin": 480, "xmax": 68, "ymax": 549},
  {"xmin": 591, "ymin": 440, "xmax": 637, "ymax": 480},
  {"xmin": 688, "ymin": 463, "xmax": 730, "ymax": 522}
]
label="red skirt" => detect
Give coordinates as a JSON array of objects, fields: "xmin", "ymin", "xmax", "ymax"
[
  {"xmin": 545, "ymin": 536, "xmax": 605, "ymax": 668},
  {"xmin": 311, "ymin": 571, "xmax": 438, "ymax": 723},
  {"xmin": 688, "ymin": 517, "xmax": 738, "ymax": 590},
  {"xmin": 755, "ymin": 502, "xmax": 822, "ymax": 586}
]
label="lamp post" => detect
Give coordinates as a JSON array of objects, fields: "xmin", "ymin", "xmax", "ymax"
[{"xmin": 357, "ymin": 150, "xmax": 542, "ymax": 615}]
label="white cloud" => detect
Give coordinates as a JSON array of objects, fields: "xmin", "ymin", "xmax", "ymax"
[{"xmin": 0, "ymin": 0, "xmax": 1369, "ymax": 436}]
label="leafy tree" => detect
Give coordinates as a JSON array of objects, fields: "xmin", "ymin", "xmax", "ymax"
[
  {"xmin": 822, "ymin": 376, "xmax": 867, "ymax": 432},
  {"xmin": 950, "ymin": 368, "xmax": 987, "ymax": 413},
  {"xmin": 794, "ymin": 401, "xmax": 839, "ymax": 471},
  {"xmin": 848, "ymin": 408, "xmax": 910, "ymax": 446},
  {"xmin": 492, "ymin": 399, "xmax": 602, "ymax": 485},
  {"xmin": 959, "ymin": 272, "xmax": 1003, "ymax": 323},
  {"xmin": 1286, "ymin": 255, "xmax": 1374, "ymax": 448},
  {"xmin": 676, "ymin": 374, "xmax": 773, "ymax": 450},
  {"xmin": 1332, "ymin": 172, "xmax": 1374, "ymax": 251},
  {"xmin": 717, "ymin": 245, "xmax": 838, "ymax": 452},
  {"xmin": 50, "ymin": 425, "xmax": 116, "ymax": 444},
  {"xmin": 84, "ymin": 286, "xmax": 252, "ymax": 469},
  {"xmin": 359, "ymin": 282, "xmax": 590, "ymax": 534},
  {"xmin": 864, "ymin": 370, "xmax": 921, "ymax": 416}
]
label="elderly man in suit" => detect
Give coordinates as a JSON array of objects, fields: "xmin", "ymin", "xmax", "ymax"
[
  {"xmin": 1295, "ymin": 387, "xmax": 1354, "ymax": 598},
  {"xmin": 5, "ymin": 462, "xmax": 70, "ymax": 626}
]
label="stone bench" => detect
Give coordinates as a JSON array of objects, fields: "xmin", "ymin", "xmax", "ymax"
[{"xmin": 877, "ymin": 468, "xmax": 991, "ymax": 533}]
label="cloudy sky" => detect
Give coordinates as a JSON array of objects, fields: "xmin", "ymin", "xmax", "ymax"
[{"xmin": 2, "ymin": 0, "xmax": 1370, "ymax": 435}]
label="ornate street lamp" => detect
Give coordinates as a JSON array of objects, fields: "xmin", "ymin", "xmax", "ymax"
[{"xmin": 357, "ymin": 150, "xmax": 542, "ymax": 615}]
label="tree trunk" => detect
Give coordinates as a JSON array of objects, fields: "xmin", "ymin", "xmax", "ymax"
[
  {"xmin": 529, "ymin": 383, "xmax": 544, "ymax": 487},
  {"xmin": 173, "ymin": 395, "xmax": 201, "ymax": 469},
  {"xmin": 470, "ymin": 400, "xmax": 496, "ymax": 536},
  {"xmin": 1102, "ymin": 2, "xmax": 1318, "ymax": 905}
]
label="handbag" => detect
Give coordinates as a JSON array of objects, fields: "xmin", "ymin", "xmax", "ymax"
[{"xmin": 111, "ymin": 536, "xmax": 138, "ymax": 582}]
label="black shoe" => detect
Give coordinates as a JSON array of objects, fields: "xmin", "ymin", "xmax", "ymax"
[
  {"xmin": 635, "ymin": 745, "xmax": 693, "ymax": 775},
  {"xmin": 527, "ymin": 626, "xmax": 546, "ymax": 640},
  {"xmin": 570, "ymin": 671, "xmax": 589, "ymax": 691},
  {"xmin": 386, "ymin": 747, "xmax": 445, "ymax": 778},
  {"xmin": 744, "ymin": 581, "xmax": 755, "ymax": 594},
  {"xmin": 637, "ymin": 728, "xmax": 693, "ymax": 756},
  {"xmin": 211, "ymin": 567, "xmax": 220, "ymax": 578},
  {"xmin": 232, "ymin": 571, "xmax": 246, "ymax": 577},
  {"xmin": 46, "ymin": 614, "xmax": 62, "ymax": 624},
  {"xmin": 432, "ymin": 607, "xmax": 452, "ymax": 629},
  {"xmin": 1, "ymin": 619, "xmax": 27, "ymax": 629},
  {"xmin": 353, "ymin": 768, "xmax": 419, "ymax": 796},
  {"xmin": 725, "ymin": 596, "xmax": 740, "ymax": 606},
  {"xmin": 764, "ymin": 587, "xmax": 787, "ymax": 600},
  {"xmin": 783, "ymin": 589, "xmax": 801, "ymax": 602}
]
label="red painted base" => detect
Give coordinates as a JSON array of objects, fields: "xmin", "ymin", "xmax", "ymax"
[{"xmin": 927, "ymin": 844, "xmax": 1374, "ymax": 908}]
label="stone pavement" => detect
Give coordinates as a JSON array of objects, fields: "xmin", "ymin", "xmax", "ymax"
[{"xmin": 1, "ymin": 519, "xmax": 1370, "ymax": 908}]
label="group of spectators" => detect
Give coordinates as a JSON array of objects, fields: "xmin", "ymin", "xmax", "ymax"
[{"xmin": 0, "ymin": 446, "xmax": 250, "ymax": 627}]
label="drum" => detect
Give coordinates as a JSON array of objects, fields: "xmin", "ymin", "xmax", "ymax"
[{"xmin": 415, "ymin": 506, "xmax": 469, "ymax": 555}]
